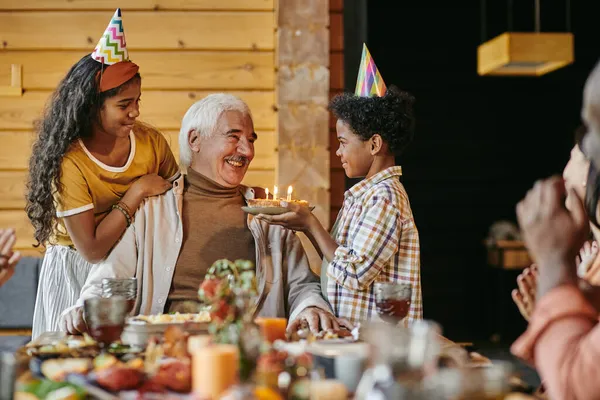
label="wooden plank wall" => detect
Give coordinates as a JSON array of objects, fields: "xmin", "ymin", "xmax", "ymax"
[
  {"xmin": 330, "ymin": 0, "xmax": 344, "ymax": 224},
  {"xmin": 0, "ymin": 0, "xmax": 277, "ymax": 256}
]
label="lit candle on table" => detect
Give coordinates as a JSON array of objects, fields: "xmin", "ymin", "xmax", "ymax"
[
  {"xmin": 265, "ymin": 188, "xmax": 269, "ymax": 200},
  {"xmin": 287, "ymin": 185, "xmax": 293, "ymax": 202},
  {"xmin": 192, "ymin": 344, "xmax": 239, "ymax": 399},
  {"xmin": 273, "ymin": 186, "xmax": 278, "ymax": 200}
]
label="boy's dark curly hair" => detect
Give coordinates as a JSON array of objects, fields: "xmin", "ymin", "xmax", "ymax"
[
  {"xmin": 26, "ymin": 54, "xmax": 141, "ymax": 247},
  {"xmin": 328, "ymin": 85, "xmax": 415, "ymax": 156}
]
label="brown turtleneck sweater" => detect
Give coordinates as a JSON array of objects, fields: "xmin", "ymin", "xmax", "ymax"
[{"xmin": 167, "ymin": 169, "xmax": 255, "ymax": 310}]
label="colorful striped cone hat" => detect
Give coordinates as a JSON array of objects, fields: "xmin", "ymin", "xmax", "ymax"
[
  {"xmin": 91, "ymin": 8, "xmax": 129, "ymax": 65},
  {"xmin": 355, "ymin": 44, "xmax": 387, "ymax": 97}
]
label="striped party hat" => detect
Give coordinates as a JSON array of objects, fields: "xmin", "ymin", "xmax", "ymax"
[
  {"xmin": 91, "ymin": 8, "xmax": 129, "ymax": 65},
  {"xmin": 355, "ymin": 44, "xmax": 387, "ymax": 97}
]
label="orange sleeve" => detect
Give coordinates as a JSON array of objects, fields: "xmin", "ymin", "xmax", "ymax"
[
  {"xmin": 54, "ymin": 156, "xmax": 94, "ymax": 217},
  {"xmin": 511, "ymin": 284, "xmax": 600, "ymax": 400}
]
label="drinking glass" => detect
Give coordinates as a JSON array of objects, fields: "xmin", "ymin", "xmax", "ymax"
[
  {"xmin": 423, "ymin": 360, "xmax": 514, "ymax": 399},
  {"xmin": 357, "ymin": 320, "xmax": 442, "ymax": 398},
  {"xmin": 84, "ymin": 297, "xmax": 129, "ymax": 350},
  {"xmin": 374, "ymin": 282, "xmax": 412, "ymax": 325},
  {"xmin": 101, "ymin": 277, "xmax": 137, "ymax": 314}
]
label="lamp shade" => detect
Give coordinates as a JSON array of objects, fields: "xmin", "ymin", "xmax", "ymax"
[{"xmin": 477, "ymin": 32, "xmax": 574, "ymax": 76}]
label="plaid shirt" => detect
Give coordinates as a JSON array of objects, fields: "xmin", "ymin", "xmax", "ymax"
[{"xmin": 326, "ymin": 166, "xmax": 422, "ymax": 325}]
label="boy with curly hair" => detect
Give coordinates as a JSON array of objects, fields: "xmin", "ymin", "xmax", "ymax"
[{"xmin": 256, "ymin": 45, "xmax": 422, "ymax": 325}]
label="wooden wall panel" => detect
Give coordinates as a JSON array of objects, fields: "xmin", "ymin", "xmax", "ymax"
[
  {"xmin": 0, "ymin": 210, "xmax": 35, "ymax": 250},
  {"xmin": 0, "ymin": 91, "xmax": 275, "ymax": 131},
  {"xmin": 0, "ymin": 171, "xmax": 27, "ymax": 210},
  {"xmin": 0, "ymin": 0, "xmax": 274, "ymax": 10},
  {"xmin": 0, "ymin": 132, "xmax": 34, "ymax": 170},
  {"xmin": 0, "ymin": 51, "xmax": 275, "ymax": 90},
  {"xmin": 0, "ymin": 2, "xmax": 278, "ymax": 255},
  {"xmin": 0, "ymin": 12, "xmax": 275, "ymax": 50}
]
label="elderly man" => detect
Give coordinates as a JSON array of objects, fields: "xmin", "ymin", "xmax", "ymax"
[
  {"xmin": 511, "ymin": 61, "xmax": 600, "ymax": 399},
  {"xmin": 61, "ymin": 94, "xmax": 337, "ymax": 334}
]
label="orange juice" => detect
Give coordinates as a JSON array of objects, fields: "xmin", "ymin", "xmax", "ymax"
[{"xmin": 255, "ymin": 318, "xmax": 288, "ymax": 343}]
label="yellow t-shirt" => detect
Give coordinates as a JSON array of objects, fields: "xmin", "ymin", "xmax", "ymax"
[{"xmin": 52, "ymin": 123, "xmax": 180, "ymax": 247}]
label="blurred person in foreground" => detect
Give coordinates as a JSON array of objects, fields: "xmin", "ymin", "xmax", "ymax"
[{"xmin": 511, "ymin": 61, "xmax": 600, "ymax": 399}]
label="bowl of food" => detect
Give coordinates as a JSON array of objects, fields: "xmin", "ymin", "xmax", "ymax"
[{"xmin": 121, "ymin": 312, "xmax": 210, "ymax": 347}]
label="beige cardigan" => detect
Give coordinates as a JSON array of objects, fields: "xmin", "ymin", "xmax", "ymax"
[{"xmin": 70, "ymin": 175, "xmax": 331, "ymax": 323}]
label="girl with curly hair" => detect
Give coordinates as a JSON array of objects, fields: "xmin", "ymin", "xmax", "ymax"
[
  {"xmin": 256, "ymin": 45, "xmax": 422, "ymax": 326},
  {"xmin": 27, "ymin": 10, "xmax": 179, "ymax": 338}
]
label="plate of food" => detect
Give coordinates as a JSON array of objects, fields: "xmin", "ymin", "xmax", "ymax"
[
  {"xmin": 242, "ymin": 199, "xmax": 315, "ymax": 216},
  {"xmin": 122, "ymin": 312, "xmax": 210, "ymax": 347},
  {"xmin": 19, "ymin": 327, "xmax": 194, "ymax": 399},
  {"xmin": 22, "ymin": 333, "xmax": 100, "ymax": 360},
  {"xmin": 288, "ymin": 319, "xmax": 360, "ymax": 343},
  {"xmin": 127, "ymin": 312, "xmax": 210, "ymax": 325}
]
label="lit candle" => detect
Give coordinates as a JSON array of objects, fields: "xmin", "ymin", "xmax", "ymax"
[
  {"xmin": 192, "ymin": 344, "xmax": 239, "ymax": 399},
  {"xmin": 265, "ymin": 188, "xmax": 269, "ymax": 200},
  {"xmin": 287, "ymin": 185, "xmax": 293, "ymax": 202},
  {"xmin": 273, "ymin": 186, "xmax": 278, "ymax": 200}
]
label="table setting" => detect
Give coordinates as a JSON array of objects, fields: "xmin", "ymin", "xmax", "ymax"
[{"xmin": 5, "ymin": 259, "xmax": 541, "ymax": 399}]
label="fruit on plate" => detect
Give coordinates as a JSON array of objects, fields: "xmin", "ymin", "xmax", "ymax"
[
  {"xmin": 95, "ymin": 366, "xmax": 144, "ymax": 392},
  {"xmin": 40, "ymin": 358, "xmax": 92, "ymax": 382}
]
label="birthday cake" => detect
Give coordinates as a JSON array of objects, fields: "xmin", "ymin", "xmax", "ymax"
[{"xmin": 246, "ymin": 199, "xmax": 310, "ymax": 208}]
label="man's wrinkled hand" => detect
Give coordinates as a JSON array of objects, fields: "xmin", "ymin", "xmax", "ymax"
[
  {"xmin": 60, "ymin": 306, "xmax": 87, "ymax": 335},
  {"xmin": 287, "ymin": 307, "xmax": 340, "ymax": 334},
  {"xmin": 516, "ymin": 176, "xmax": 589, "ymax": 268}
]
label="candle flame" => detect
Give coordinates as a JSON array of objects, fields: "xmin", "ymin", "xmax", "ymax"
[
  {"xmin": 265, "ymin": 188, "xmax": 269, "ymax": 199},
  {"xmin": 287, "ymin": 185, "xmax": 293, "ymax": 194},
  {"xmin": 273, "ymin": 186, "xmax": 278, "ymax": 199}
]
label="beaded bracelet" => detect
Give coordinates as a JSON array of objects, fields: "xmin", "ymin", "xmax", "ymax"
[
  {"xmin": 112, "ymin": 203, "xmax": 132, "ymax": 227},
  {"xmin": 117, "ymin": 201, "xmax": 133, "ymax": 220}
]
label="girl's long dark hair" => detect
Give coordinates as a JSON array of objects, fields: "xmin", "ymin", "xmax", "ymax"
[{"xmin": 26, "ymin": 54, "xmax": 139, "ymax": 247}]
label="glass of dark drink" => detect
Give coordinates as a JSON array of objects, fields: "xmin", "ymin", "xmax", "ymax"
[
  {"xmin": 374, "ymin": 282, "xmax": 412, "ymax": 325},
  {"xmin": 84, "ymin": 297, "xmax": 129, "ymax": 350}
]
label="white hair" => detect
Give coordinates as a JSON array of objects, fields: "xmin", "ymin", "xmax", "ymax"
[{"xmin": 178, "ymin": 93, "xmax": 252, "ymax": 168}]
